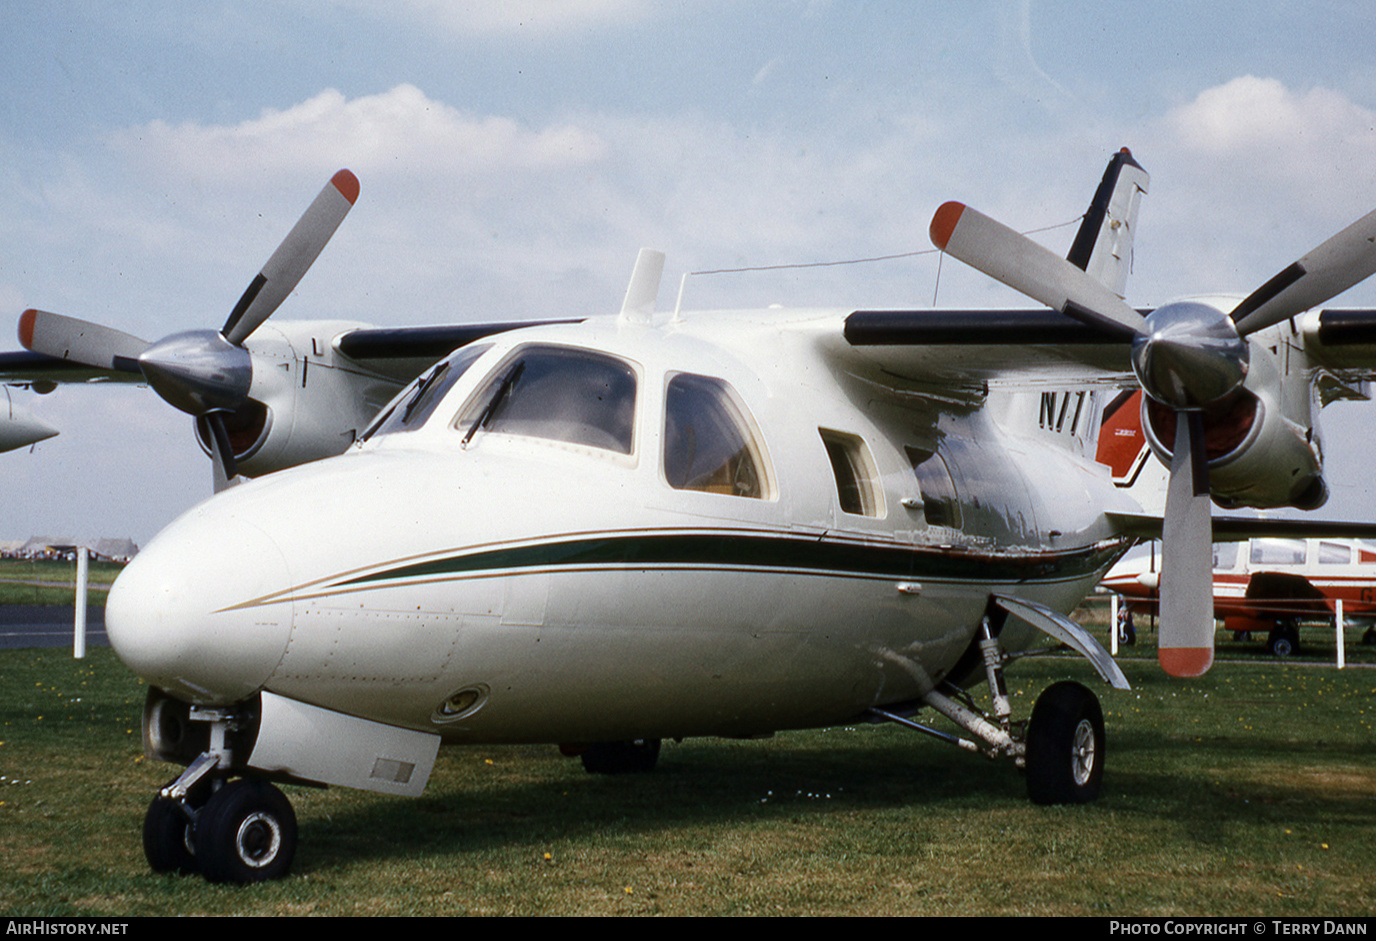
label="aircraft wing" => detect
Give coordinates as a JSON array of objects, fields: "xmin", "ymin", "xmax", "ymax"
[
  {"xmin": 1106, "ymin": 512, "xmax": 1376, "ymax": 542},
  {"xmin": 1304, "ymin": 308, "xmax": 1376, "ymax": 394},
  {"xmin": 0, "ymin": 320, "xmax": 586, "ymax": 388},
  {"xmin": 839, "ymin": 307, "xmax": 1135, "ymax": 387},
  {"xmin": 0, "ymin": 349, "xmax": 146, "ymax": 386},
  {"xmin": 332, "ymin": 320, "xmax": 584, "ymax": 382}
]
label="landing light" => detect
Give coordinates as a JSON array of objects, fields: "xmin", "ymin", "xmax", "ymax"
[{"xmin": 432, "ymin": 685, "xmax": 488, "ymax": 724}]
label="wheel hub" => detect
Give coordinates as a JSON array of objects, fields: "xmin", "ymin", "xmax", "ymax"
[{"xmin": 235, "ymin": 812, "xmax": 283, "ymax": 867}]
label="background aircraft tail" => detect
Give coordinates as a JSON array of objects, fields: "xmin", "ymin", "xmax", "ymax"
[
  {"xmin": 1065, "ymin": 148, "xmax": 1150, "ymax": 301},
  {"xmin": 1005, "ymin": 150, "xmax": 1152, "ymax": 462}
]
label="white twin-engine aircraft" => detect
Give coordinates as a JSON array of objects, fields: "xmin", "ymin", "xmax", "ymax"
[{"xmin": 9, "ymin": 149, "xmax": 1376, "ymax": 883}]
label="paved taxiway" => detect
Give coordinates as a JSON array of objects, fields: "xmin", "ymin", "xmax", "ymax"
[{"xmin": 0, "ymin": 605, "xmax": 107, "ymax": 649}]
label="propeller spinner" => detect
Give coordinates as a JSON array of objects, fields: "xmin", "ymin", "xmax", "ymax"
[
  {"xmin": 18, "ymin": 170, "xmax": 359, "ymax": 489},
  {"xmin": 930, "ymin": 186, "xmax": 1376, "ymax": 676}
]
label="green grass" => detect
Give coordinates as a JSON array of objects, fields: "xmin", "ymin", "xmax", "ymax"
[
  {"xmin": 0, "ymin": 559, "xmax": 123, "ymax": 606},
  {"xmin": 0, "ymin": 647, "xmax": 1372, "ymax": 916}
]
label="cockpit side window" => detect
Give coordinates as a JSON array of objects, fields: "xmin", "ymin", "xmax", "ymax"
[
  {"xmin": 457, "ymin": 347, "xmax": 637, "ymax": 454},
  {"xmin": 362, "ymin": 343, "xmax": 492, "ymax": 441},
  {"xmin": 663, "ymin": 373, "xmax": 772, "ymax": 499}
]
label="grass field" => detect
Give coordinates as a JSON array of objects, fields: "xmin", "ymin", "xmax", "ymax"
[
  {"xmin": 0, "ymin": 559, "xmax": 124, "ymax": 606},
  {"xmin": 1, "ymin": 643, "xmax": 1372, "ymax": 917}
]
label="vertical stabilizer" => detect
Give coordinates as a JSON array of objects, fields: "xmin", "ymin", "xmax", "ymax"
[{"xmin": 1066, "ymin": 148, "xmax": 1149, "ymax": 298}]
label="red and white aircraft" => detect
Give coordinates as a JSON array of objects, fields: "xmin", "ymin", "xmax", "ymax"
[{"xmin": 1102, "ymin": 535, "xmax": 1376, "ymax": 655}]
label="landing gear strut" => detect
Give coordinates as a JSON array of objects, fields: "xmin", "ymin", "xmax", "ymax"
[
  {"xmin": 868, "ymin": 594, "xmax": 1123, "ymax": 805},
  {"xmin": 140, "ymin": 698, "xmax": 300, "ymax": 884}
]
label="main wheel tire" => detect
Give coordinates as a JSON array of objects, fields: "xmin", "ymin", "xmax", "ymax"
[
  {"xmin": 195, "ymin": 779, "xmax": 297, "ymax": 884},
  {"xmin": 580, "ymin": 739, "xmax": 661, "ymax": 774},
  {"xmin": 1025, "ymin": 681, "xmax": 1105, "ymax": 805},
  {"xmin": 142, "ymin": 796, "xmax": 198, "ymax": 875},
  {"xmin": 1268, "ymin": 622, "xmax": 1300, "ymax": 657}
]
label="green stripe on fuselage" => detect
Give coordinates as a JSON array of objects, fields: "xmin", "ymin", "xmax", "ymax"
[{"xmin": 338, "ymin": 532, "xmax": 1126, "ymax": 589}]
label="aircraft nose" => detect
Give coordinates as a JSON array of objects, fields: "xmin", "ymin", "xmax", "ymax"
[{"xmin": 106, "ymin": 514, "xmax": 295, "ymax": 704}]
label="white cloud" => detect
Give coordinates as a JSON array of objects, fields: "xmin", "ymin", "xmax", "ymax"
[
  {"xmin": 1111, "ymin": 76, "xmax": 1376, "ymax": 305},
  {"xmin": 109, "ymin": 85, "xmax": 608, "ymax": 183},
  {"xmin": 1166, "ymin": 75, "xmax": 1376, "ymax": 178}
]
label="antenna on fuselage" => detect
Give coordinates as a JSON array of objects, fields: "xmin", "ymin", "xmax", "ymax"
[{"xmin": 618, "ymin": 248, "xmax": 665, "ymax": 324}]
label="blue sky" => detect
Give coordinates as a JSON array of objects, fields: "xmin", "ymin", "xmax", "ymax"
[{"xmin": 5, "ymin": 1, "xmax": 1376, "ymax": 543}]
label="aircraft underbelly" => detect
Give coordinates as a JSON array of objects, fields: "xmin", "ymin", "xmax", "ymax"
[{"xmin": 264, "ymin": 563, "xmax": 1102, "ymax": 742}]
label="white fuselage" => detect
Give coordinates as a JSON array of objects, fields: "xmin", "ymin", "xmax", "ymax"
[{"xmin": 106, "ymin": 312, "xmax": 1136, "ymax": 744}]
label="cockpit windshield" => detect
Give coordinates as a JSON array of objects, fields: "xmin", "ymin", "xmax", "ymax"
[
  {"xmin": 456, "ymin": 346, "xmax": 637, "ymax": 454},
  {"xmin": 361, "ymin": 343, "xmax": 492, "ymax": 441}
]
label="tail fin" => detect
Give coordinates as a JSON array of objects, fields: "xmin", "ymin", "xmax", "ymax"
[{"xmin": 1066, "ymin": 148, "xmax": 1150, "ymax": 299}]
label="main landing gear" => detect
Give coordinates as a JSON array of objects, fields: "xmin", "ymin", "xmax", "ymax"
[
  {"xmin": 869, "ymin": 595, "xmax": 1124, "ymax": 805},
  {"xmin": 560, "ymin": 738, "xmax": 663, "ymax": 774},
  {"xmin": 140, "ymin": 696, "xmax": 299, "ymax": 884}
]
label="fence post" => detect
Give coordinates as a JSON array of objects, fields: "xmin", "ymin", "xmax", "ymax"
[
  {"xmin": 73, "ymin": 546, "xmax": 87, "ymax": 660},
  {"xmin": 1335, "ymin": 597, "xmax": 1345, "ymax": 670}
]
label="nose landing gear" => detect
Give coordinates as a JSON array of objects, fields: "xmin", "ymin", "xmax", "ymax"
[{"xmin": 140, "ymin": 699, "xmax": 300, "ymax": 884}]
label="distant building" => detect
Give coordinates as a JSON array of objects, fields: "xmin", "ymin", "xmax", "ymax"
[{"xmin": 10, "ymin": 537, "xmax": 138, "ymax": 561}]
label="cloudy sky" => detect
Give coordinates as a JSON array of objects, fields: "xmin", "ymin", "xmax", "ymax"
[{"xmin": 4, "ymin": 1, "xmax": 1376, "ymax": 545}]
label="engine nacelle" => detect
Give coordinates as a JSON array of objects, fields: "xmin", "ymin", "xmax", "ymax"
[
  {"xmin": 194, "ymin": 321, "xmax": 407, "ymax": 478},
  {"xmin": 1141, "ymin": 331, "xmax": 1325, "ymax": 510}
]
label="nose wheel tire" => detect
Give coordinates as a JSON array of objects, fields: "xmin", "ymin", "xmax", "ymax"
[
  {"xmin": 1025, "ymin": 681, "xmax": 1105, "ymax": 805},
  {"xmin": 143, "ymin": 796, "xmax": 199, "ymax": 875},
  {"xmin": 195, "ymin": 778, "xmax": 297, "ymax": 883}
]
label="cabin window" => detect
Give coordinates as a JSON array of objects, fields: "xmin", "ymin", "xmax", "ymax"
[
  {"xmin": 1212, "ymin": 543, "xmax": 1239, "ymax": 570},
  {"xmin": 457, "ymin": 347, "xmax": 637, "ymax": 453},
  {"xmin": 820, "ymin": 429, "xmax": 883, "ymax": 517},
  {"xmin": 905, "ymin": 446, "xmax": 961, "ymax": 528},
  {"xmin": 662, "ymin": 373, "xmax": 771, "ymax": 498},
  {"xmin": 1319, "ymin": 541, "xmax": 1351, "ymax": 565},
  {"xmin": 362, "ymin": 343, "xmax": 492, "ymax": 440},
  {"xmin": 1250, "ymin": 538, "xmax": 1305, "ymax": 566}
]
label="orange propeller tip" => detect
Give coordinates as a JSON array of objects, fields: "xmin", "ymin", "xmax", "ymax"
[
  {"xmin": 929, "ymin": 201, "xmax": 965, "ymax": 251},
  {"xmin": 17, "ymin": 309, "xmax": 37, "ymax": 349},
  {"xmin": 331, "ymin": 169, "xmax": 360, "ymax": 205},
  {"xmin": 1159, "ymin": 647, "xmax": 1213, "ymax": 678}
]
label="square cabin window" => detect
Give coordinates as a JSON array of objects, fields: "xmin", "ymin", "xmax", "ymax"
[
  {"xmin": 1250, "ymin": 538, "xmax": 1305, "ymax": 566},
  {"xmin": 820, "ymin": 429, "xmax": 883, "ymax": 517},
  {"xmin": 1319, "ymin": 541, "xmax": 1351, "ymax": 565},
  {"xmin": 663, "ymin": 373, "xmax": 772, "ymax": 499}
]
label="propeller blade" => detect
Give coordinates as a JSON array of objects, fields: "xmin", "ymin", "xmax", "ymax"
[
  {"xmin": 1230, "ymin": 204, "xmax": 1376, "ymax": 336},
  {"xmin": 929, "ymin": 202, "xmax": 1145, "ymax": 338},
  {"xmin": 18, "ymin": 309, "xmax": 147, "ymax": 373},
  {"xmin": 222, "ymin": 169, "xmax": 359, "ymax": 346},
  {"xmin": 199, "ymin": 413, "xmax": 241, "ymax": 493},
  {"xmin": 1158, "ymin": 411, "xmax": 1215, "ymax": 677}
]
